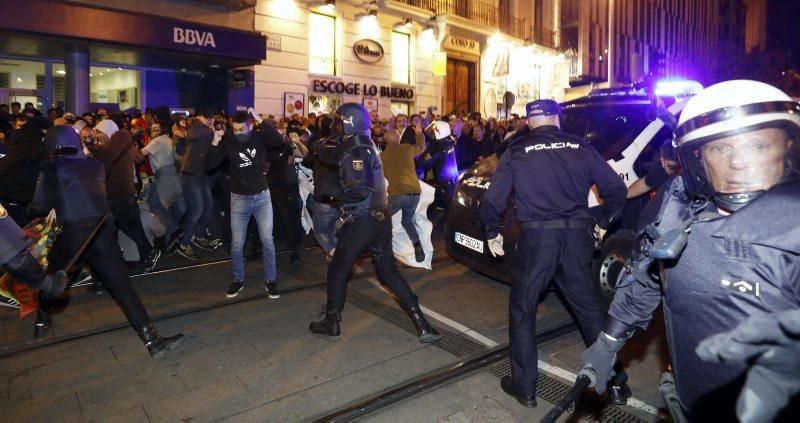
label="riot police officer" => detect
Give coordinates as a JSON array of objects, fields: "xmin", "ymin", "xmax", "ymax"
[
  {"xmin": 417, "ymin": 121, "xmax": 458, "ymax": 213},
  {"xmin": 0, "ymin": 204, "xmax": 66, "ymax": 297},
  {"xmin": 30, "ymin": 126, "xmax": 183, "ymax": 359},
  {"xmin": 309, "ymin": 103, "xmax": 440, "ymax": 343},
  {"xmin": 579, "ymin": 80, "xmax": 800, "ymax": 421},
  {"xmin": 481, "ymin": 99, "xmax": 628, "ymax": 407},
  {"xmin": 301, "ymin": 119, "xmax": 343, "ymax": 257}
]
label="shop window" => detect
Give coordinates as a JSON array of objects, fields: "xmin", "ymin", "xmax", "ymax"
[
  {"xmin": 86, "ymin": 66, "xmax": 141, "ymax": 111},
  {"xmin": 310, "ymin": 94, "xmax": 341, "ymax": 115},
  {"xmin": 0, "ymin": 58, "xmax": 45, "ymax": 110},
  {"xmin": 309, "ymin": 12, "xmax": 337, "ymax": 76},
  {"xmin": 391, "ymin": 102, "xmax": 410, "ymax": 116},
  {"xmin": 392, "ymin": 31, "xmax": 411, "ymax": 85}
]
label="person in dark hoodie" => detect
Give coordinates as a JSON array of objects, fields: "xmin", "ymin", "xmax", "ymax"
[
  {"xmin": 30, "ymin": 126, "xmax": 183, "ymax": 358},
  {"xmin": 268, "ymin": 129, "xmax": 305, "ymax": 263},
  {"xmin": 0, "ymin": 116, "xmax": 52, "ymax": 225},
  {"xmin": 88, "ymin": 125, "xmax": 159, "ymax": 272},
  {"xmin": 206, "ymin": 108, "xmax": 283, "ymax": 299},
  {"xmin": 177, "ymin": 113, "xmax": 215, "ymax": 260}
]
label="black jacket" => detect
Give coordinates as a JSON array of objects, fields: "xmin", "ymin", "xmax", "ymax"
[
  {"xmin": 181, "ymin": 121, "xmax": 214, "ymax": 175},
  {"xmin": 338, "ymin": 134, "xmax": 386, "ymax": 213},
  {"xmin": 609, "ymin": 177, "xmax": 800, "ymax": 419},
  {"xmin": 205, "ymin": 122, "xmax": 283, "ymax": 195},
  {"xmin": 30, "ymin": 157, "xmax": 109, "ymax": 223},
  {"xmin": 481, "ymin": 125, "xmax": 626, "ymax": 239},
  {"xmin": 302, "ymin": 135, "xmax": 343, "ymax": 205},
  {"xmin": 0, "ymin": 119, "xmax": 49, "ymax": 203}
]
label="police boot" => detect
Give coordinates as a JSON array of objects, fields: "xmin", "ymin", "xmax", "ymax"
[
  {"xmin": 137, "ymin": 323, "xmax": 184, "ymax": 359},
  {"xmin": 309, "ymin": 308, "xmax": 341, "ymax": 341},
  {"xmin": 406, "ymin": 304, "xmax": 441, "ymax": 343},
  {"xmin": 33, "ymin": 309, "xmax": 52, "ymax": 339},
  {"xmin": 608, "ymin": 368, "xmax": 632, "ymax": 405}
]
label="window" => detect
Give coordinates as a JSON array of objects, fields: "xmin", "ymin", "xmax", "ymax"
[
  {"xmin": 309, "ymin": 12, "xmax": 337, "ymax": 75},
  {"xmin": 391, "ymin": 31, "xmax": 411, "ymax": 85},
  {"xmin": 391, "ymin": 102, "xmax": 409, "ymax": 116}
]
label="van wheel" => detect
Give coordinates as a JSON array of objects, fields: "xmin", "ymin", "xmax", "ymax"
[{"xmin": 593, "ymin": 230, "xmax": 637, "ymax": 304}]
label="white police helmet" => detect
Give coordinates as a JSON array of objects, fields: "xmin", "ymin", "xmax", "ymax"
[
  {"xmin": 674, "ymin": 80, "xmax": 800, "ymax": 210},
  {"xmin": 426, "ymin": 120, "xmax": 452, "ymax": 140}
]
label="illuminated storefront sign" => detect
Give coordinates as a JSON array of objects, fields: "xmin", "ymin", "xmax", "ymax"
[
  {"xmin": 444, "ymin": 35, "xmax": 481, "ymax": 56},
  {"xmin": 311, "ymin": 79, "xmax": 414, "ymax": 101}
]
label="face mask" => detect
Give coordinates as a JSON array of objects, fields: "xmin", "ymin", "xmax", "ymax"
[{"xmin": 236, "ymin": 133, "xmax": 249, "ymax": 143}]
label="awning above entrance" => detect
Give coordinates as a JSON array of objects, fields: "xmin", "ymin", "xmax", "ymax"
[{"xmin": 0, "ymin": 0, "xmax": 266, "ymax": 69}]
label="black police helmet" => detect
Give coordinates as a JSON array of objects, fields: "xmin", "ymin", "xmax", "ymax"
[
  {"xmin": 45, "ymin": 125, "xmax": 82, "ymax": 156},
  {"xmin": 335, "ymin": 103, "xmax": 371, "ymax": 135}
]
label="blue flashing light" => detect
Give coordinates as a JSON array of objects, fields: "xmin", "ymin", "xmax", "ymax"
[{"xmin": 655, "ymin": 80, "xmax": 703, "ymax": 98}]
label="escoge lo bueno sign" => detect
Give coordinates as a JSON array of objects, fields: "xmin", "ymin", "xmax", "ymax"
[
  {"xmin": 353, "ymin": 39, "xmax": 384, "ymax": 63},
  {"xmin": 312, "ymin": 79, "xmax": 414, "ymax": 101}
]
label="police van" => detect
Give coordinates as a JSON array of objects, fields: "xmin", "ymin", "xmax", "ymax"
[{"xmin": 444, "ymin": 80, "xmax": 701, "ymax": 301}]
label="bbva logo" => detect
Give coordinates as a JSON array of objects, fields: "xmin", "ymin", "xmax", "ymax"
[{"xmin": 173, "ymin": 27, "xmax": 217, "ymax": 48}]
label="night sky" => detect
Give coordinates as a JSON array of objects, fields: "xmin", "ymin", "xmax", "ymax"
[{"xmin": 767, "ymin": 0, "xmax": 800, "ymax": 69}]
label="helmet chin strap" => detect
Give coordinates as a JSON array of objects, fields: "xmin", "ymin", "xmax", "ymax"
[{"xmin": 714, "ymin": 191, "xmax": 764, "ymax": 212}]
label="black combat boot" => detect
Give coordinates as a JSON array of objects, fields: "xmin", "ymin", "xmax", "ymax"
[
  {"xmin": 33, "ymin": 309, "xmax": 52, "ymax": 339},
  {"xmin": 406, "ymin": 304, "xmax": 441, "ymax": 343},
  {"xmin": 608, "ymin": 383, "xmax": 632, "ymax": 405},
  {"xmin": 309, "ymin": 309, "xmax": 341, "ymax": 341},
  {"xmin": 137, "ymin": 323, "xmax": 184, "ymax": 359}
]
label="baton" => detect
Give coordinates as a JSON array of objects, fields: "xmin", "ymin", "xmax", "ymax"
[
  {"xmin": 539, "ymin": 373, "xmax": 592, "ymax": 423},
  {"xmin": 64, "ymin": 215, "xmax": 109, "ymax": 285}
]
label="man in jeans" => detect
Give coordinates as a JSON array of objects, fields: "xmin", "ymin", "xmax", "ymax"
[
  {"xmin": 176, "ymin": 115, "xmax": 214, "ymax": 260},
  {"xmin": 381, "ymin": 127, "xmax": 426, "ymax": 262},
  {"xmin": 206, "ymin": 108, "xmax": 283, "ymax": 299}
]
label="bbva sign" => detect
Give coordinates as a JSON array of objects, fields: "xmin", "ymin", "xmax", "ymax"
[{"xmin": 173, "ymin": 27, "xmax": 217, "ymax": 48}]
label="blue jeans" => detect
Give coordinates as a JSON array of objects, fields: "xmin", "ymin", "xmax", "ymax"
[
  {"xmin": 230, "ymin": 190, "xmax": 277, "ymax": 282},
  {"xmin": 388, "ymin": 194, "xmax": 421, "ymax": 244},
  {"xmin": 147, "ymin": 183, "xmax": 186, "ymax": 241},
  {"xmin": 308, "ymin": 196, "xmax": 338, "ymax": 254},
  {"xmin": 180, "ymin": 174, "xmax": 213, "ymax": 246}
]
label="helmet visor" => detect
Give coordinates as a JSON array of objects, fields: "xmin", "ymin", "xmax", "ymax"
[{"xmin": 678, "ymin": 126, "xmax": 794, "ymax": 198}]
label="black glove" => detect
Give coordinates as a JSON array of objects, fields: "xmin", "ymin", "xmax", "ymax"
[
  {"xmin": 580, "ymin": 332, "xmax": 627, "ymax": 394},
  {"xmin": 696, "ymin": 310, "xmax": 800, "ymax": 423}
]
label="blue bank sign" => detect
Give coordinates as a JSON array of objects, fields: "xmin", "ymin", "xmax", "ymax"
[{"xmin": 1, "ymin": 0, "xmax": 267, "ymax": 62}]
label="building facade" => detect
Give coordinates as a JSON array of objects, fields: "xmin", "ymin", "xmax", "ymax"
[
  {"xmin": 561, "ymin": 0, "xmax": 747, "ymax": 86},
  {"xmin": 0, "ymin": 0, "xmax": 570, "ymax": 118}
]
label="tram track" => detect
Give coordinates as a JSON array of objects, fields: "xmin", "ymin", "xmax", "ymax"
[{"xmin": 0, "ymin": 250, "xmax": 452, "ymax": 359}]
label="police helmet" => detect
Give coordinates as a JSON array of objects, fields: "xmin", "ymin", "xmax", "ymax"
[
  {"xmin": 335, "ymin": 103, "xmax": 370, "ymax": 136},
  {"xmin": 425, "ymin": 120, "xmax": 452, "ymax": 140},
  {"xmin": 45, "ymin": 125, "xmax": 83, "ymax": 156},
  {"xmin": 675, "ymin": 80, "xmax": 800, "ymax": 210}
]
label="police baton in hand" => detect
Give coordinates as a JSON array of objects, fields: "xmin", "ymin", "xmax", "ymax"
[
  {"xmin": 539, "ymin": 373, "xmax": 592, "ymax": 423},
  {"xmin": 65, "ymin": 214, "xmax": 109, "ymax": 287}
]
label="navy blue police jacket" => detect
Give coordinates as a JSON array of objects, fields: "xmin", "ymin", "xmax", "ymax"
[
  {"xmin": 338, "ymin": 134, "xmax": 387, "ymax": 215},
  {"xmin": 30, "ymin": 157, "xmax": 110, "ymax": 224},
  {"xmin": 608, "ymin": 176, "xmax": 800, "ymax": 418},
  {"xmin": 416, "ymin": 137, "xmax": 458, "ymax": 183},
  {"xmin": 480, "ymin": 125, "xmax": 626, "ymax": 239}
]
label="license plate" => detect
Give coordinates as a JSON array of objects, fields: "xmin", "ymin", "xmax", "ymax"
[{"xmin": 454, "ymin": 232, "xmax": 484, "ymax": 254}]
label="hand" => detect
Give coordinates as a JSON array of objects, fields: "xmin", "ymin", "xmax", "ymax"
[
  {"xmin": 247, "ymin": 107, "xmax": 263, "ymax": 124},
  {"xmin": 212, "ymin": 130, "xmax": 224, "ymax": 146},
  {"xmin": 579, "ymin": 332, "xmax": 627, "ymax": 394},
  {"xmin": 289, "ymin": 132, "xmax": 300, "ymax": 143},
  {"xmin": 487, "ymin": 234, "xmax": 504, "ymax": 257},
  {"xmin": 696, "ymin": 310, "xmax": 800, "ymax": 422},
  {"xmin": 39, "ymin": 270, "xmax": 68, "ymax": 299}
]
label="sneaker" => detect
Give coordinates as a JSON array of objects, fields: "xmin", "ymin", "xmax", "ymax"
[
  {"xmin": 226, "ymin": 281, "xmax": 244, "ymax": 298},
  {"xmin": 413, "ymin": 242, "xmax": 425, "ymax": 262},
  {"xmin": 192, "ymin": 237, "xmax": 214, "ymax": 252},
  {"xmin": 177, "ymin": 244, "xmax": 198, "ymax": 261},
  {"xmin": 72, "ymin": 267, "xmax": 94, "ymax": 287},
  {"xmin": 207, "ymin": 238, "xmax": 223, "ymax": 250},
  {"xmin": 143, "ymin": 249, "xmax": 162, "ymax": 273},
  {"xmin": 266, "ymin": 281, "xmax": 280, "ymax": 299}
]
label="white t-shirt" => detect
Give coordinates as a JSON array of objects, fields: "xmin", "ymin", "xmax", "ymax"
[{"xmin": 143, "ymin": 135, "xmax": 175, "ymax": 173}]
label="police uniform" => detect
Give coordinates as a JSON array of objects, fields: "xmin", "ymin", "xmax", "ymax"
[
  {"xmin": 581, "ymin": 80, "xmax": 800, "ymax": 421},
  {"xmin": 29, "ymin": 126, "xmax": 183, "ymax": 358},
  {"xmin": 416, "ymin": 130, "xmax": 458, "ymax": 212},
  {"xmin": 309, "ymin": 103, "xmax": 439, "ymax": 343},
  {"xmin": 480, "ymin": 100, "xmax": 627, "ymax": 405}
]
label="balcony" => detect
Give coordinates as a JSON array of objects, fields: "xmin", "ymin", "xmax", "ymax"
[{"xmin": 392, "ymin": 0, "xmax": 557, "ymax": 48}]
